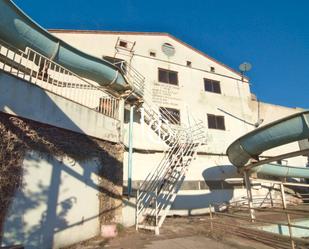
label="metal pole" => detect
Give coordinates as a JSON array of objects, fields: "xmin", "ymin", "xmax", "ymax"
[
  {"xmin": 209, "ymin": 204, "xmax": 213, "ymax": 232},
  {"xmin": 128, "ymin": 105, "xmax": 134, "ymax": 198},
  {"xmin": 155, "ymin": 186, "xmax": 159, "ymax": 235},
  {"xmin": 280, "ymin": 183, "xmax": 295, "ymax": 249},
  {"xmin": 280, "ymin": 183, "xmax": 287, "ymax": 208},
  {"xmin": 155, "ymin": 187, "xmax": 158, "ymax": 227},
  {"xmin": 244, "ymin": 171, "xmax": 256, "ymax": 222},
  {"xmin": 135, "ymin": 188, "xmax": 139, "ymax": 230}
]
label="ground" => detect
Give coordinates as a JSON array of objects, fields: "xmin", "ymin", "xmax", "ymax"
[{"xmin": 64, "ymin": 216, "xmax": 276, "ymax": 249}]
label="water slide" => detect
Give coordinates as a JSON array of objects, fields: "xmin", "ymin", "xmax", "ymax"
[
  {"xmin": 0, "ymin": 0, "xmax": 130, "ymax": 93},
  {"xmin": 227, "ymin": 110, "xmax": 309, "ymax": 178}
]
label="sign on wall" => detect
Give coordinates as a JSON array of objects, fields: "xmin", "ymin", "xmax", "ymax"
[{"xmin": 152, "ymin": 82, "xmax": 181, "ymax": 107}]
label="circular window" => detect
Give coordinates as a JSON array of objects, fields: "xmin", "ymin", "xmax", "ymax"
[{"xmin": 162, "ymin": 43, "xmax": 175, "ymax": 57}]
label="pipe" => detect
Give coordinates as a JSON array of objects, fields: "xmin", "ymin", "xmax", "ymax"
[{"xmin": 127, "ymin": 105, "xmax": 134, "ymax": 197}]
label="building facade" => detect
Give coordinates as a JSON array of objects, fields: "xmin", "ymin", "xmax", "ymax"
[{"xmin": 51, "ymin": 30, "xmax": 306, "ymax": 224}]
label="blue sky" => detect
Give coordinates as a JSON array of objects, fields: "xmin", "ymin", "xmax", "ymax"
[{"xmin": 15, "ymin": 0, "xmax": 309, "ymax": 109}]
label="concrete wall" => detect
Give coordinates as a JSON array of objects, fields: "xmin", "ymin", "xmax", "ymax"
[
  {"xmin": 0, "ymin": 112, "xmax": 124, "ymax": 249},
  {"xmin": 2, "ymin": 151, "xmax": 101, "ymax": 249},
  {"xmin": 50, "ymin": 31, "xmax": 244, "ymax": 81},
  {"xmin": 51, "ymin": 31, "xmax": 307, "ymax": 220},
  {"xmin": 0, "ymin": 71, "xmax": 120, "ymax": 143}
]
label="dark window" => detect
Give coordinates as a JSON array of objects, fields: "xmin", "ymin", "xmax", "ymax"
[
  {"xmin": 119, "ymin": 40, "xmax": 128, "ymax": 48},
  {"xmin": 150, "ymin": 51, "xmax": 156, "ymax": 57},
  {"xmin": 207, "ymin": 114, "xmax": 225, "ymax": 130},
  {"xmin": 158, "ymin": 68, "xmax": 178, "ymax": 85},
  {"xmin": 204, "ymin": 78, "xmax": 221, "ymax": 94},
  {"xmin": 210, "ymin": 66, "xmax": 215, "ymax": 72},
  {"xmin": 186, "ymin": 61, "xmax": 192, "ymax": 67},
  {"xmin": 159, "ymin": 107, "xmax": 180, "ymax": 125}
]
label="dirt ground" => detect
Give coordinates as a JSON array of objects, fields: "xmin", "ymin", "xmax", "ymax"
[{"xmin": 64, "ymin": 216, "xmax": 276, "ymax": 249}]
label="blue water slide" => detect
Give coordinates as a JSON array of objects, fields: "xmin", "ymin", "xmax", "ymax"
[
  {"xmin": 227, "ymin": 110, "xmax": 309, "ymax": 178},
  {"xmin": 0, "ymin": 0, "xmax": 130, "ymax": 93}
]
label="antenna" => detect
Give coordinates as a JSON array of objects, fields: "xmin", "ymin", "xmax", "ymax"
[{"xmin": 239, "ymin": 62, "xmax": 252, "ymax": 81}]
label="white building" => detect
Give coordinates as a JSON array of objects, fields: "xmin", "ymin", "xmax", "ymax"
[
  {"xmin": 41, "ymin": 30, "xmax": 309, "ymax": 221},
  {"xmin": 1, "ymin": 27, "xmax": 307, "ymax": 248}
]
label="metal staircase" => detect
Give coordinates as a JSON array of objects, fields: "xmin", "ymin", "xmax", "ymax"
[
  {"xmin": 115, "ymin": 59, "xmax": 205, "ymax": 235},
  {"xmin": 135, "ymin": 121, "xmax": 204, "ymax": 234}
]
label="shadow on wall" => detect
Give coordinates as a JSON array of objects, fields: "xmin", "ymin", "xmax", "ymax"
[
  {"xmin": 171, "ymin": 165, "xmax": 240, "ymax": 215},
  {"xmin": 0, "ymin": 72, "xmax": 123, "ymax": 248}
]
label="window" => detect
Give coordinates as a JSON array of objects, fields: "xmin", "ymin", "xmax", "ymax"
[
  {"xmin": 204, "ymin": 78, "xmax": 221, "ymax": 94},
  {"xmin": 97, "ymin": 97, "xmax": 118, "ymax": 117},
  {"xmin": 158, "ymin": 68, "xmax": 178, "ymax": 85},
  {"xmin": 119, "ymin": 40, "xmax": 128, "ymax": 48},
  {"xmin": 207, "ymin": 114, "xmax": 225, "ymax": 130},
  {"xmin": 186, "ymin": 61, "xmax": 192, "ymax": 67},
  {"xmin": 159, "ymin": 107, "xmax": 180, "ymax": 125},
  {"xmin": 210, "ymin": 66, "xmax": 215, "ymax": 72},
  {"xmin": 149, "ymin": 51, "xmax": 156, "ymax": 57}
]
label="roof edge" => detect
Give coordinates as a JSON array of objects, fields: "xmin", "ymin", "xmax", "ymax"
[{"xmin": 48, "ymin": 29, "xmax": 248, "ymax": 80}]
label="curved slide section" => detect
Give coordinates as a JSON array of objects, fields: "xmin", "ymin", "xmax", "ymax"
[
  {"xmin": 0, "ymin": 0, "xmax": 129, "ymax": 93},
  {"xmin": 227, "ymin": 110, "xmax": 309, "ymax": 178}
]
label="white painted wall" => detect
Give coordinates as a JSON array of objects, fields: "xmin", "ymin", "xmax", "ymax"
[
  {"xmin": 2, "ymin": 151, "xmax": 101, "ymax": 249},
  {"xmin": 51, "ymin": 31, "xmax": 307, "ymax": 220},
  {"xmin": 51, "ymin": 30, "xmax": 254, "ymax": 153},
  {"xmin": 0, "ymin": 71, "xmax": 120, "ymax": 143}
]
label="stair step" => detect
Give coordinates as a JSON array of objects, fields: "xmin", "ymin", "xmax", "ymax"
[
  {"xmin": 137, "ymin": 224, "xmax": 157, "ymax": 230},
  {"xmin": 135, "ymin": 109, "xmax": 204, "ymax": 234}
]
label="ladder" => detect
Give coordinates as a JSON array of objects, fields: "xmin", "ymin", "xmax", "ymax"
[{"xmin": 114, "ymin": 37, "xmax": 136, "ymax": 64}]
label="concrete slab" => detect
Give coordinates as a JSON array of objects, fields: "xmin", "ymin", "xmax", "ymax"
[{"xmin": 144, "ymin": 236, "xmax": 237, "ymax": 249}]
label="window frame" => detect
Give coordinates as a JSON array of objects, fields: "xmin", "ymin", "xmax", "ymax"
[
  {"xmin": 207, "ymin": 114, "xmax": 225, "ymax": 130},
  {"xmin": 158, "ymin": 68, "xmax": 179, "ymax": 86},
  {"xmin": 204, "ymin": 78, "xmax": 221, "ymax": 94}
]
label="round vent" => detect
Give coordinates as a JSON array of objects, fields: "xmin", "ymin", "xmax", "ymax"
[{"xmin": 162, "ymin": 43, "xmax": 175, "ymax": 57}]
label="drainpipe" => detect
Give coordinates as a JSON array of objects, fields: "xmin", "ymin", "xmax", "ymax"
[{"xmin": 128, "ymin": 105, "xmax": 134, "ymax": 198}]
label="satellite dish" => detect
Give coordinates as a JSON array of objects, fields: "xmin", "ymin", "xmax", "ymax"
[
  {"xmin": 239, "ymin": 62, "xmax": 252, "ymax": 73},
  {"xmin": 162, "ymin": 43, "xmax": 175, "ymax": 57}
]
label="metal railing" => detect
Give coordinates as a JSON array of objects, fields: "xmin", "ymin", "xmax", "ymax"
[
  {"xmin": 209, "ymin": 179, "xmax": 309, "ymax": 249},
  {"xmin": 112, "ymin": 55, "xmax": 206, "ymax": 233},
  {"xmin": 0, "ymin": 40, "xmax": 120, "ymax": 120},
  {"xmin": 209, "ymin": 204, "xmax": 309, "ymax": 249},
  {"xmin": 136, "ymin": 120, "xmax": 205, "ymax": 233},
  {"xmin": 114, "ymin": 61, "xmax": 145, "ymax": 97},
  {"xmin": 114, "ymin": 59, "xmax": 186, "ymax": 141}
]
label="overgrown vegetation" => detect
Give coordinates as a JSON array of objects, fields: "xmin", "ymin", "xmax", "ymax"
[{"xmin": 0, "ymin": 116, "xmax": 26, "ymax": 240}]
